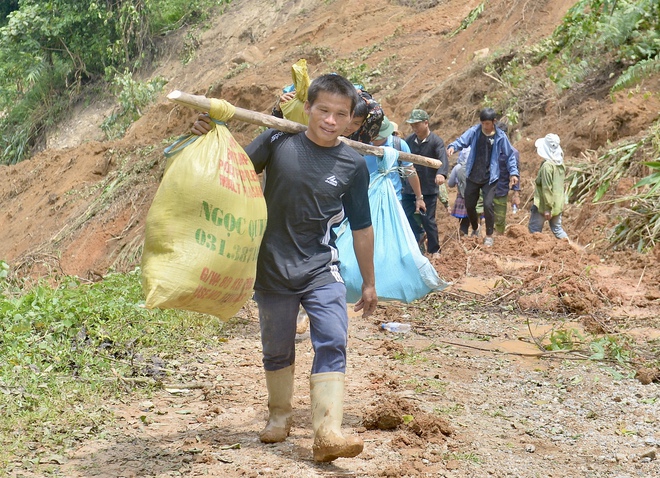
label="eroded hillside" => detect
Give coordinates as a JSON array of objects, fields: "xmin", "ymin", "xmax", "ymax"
[{"xmin": 1, "ymin": 0, "xmax": 659, "ymax": 316}]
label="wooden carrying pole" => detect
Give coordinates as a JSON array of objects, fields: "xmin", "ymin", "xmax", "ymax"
[{"xmin": 167, "ymin": 90, "xmax": 443, "ymax": 169}]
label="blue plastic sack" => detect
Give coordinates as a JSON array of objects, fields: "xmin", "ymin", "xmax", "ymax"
[{"xmin": 336, "ymin": 148, "xmax": 450, "ymax": 303}]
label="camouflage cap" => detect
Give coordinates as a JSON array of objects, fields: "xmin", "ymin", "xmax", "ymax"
[{"xmin": 405, "ymin": 109, "xmax": 430, "ymax": 123}]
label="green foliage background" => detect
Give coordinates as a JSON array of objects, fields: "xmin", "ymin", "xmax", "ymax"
[
  {"xmin": 539, "ymin": 0, "xmax": 659, "ymax": 90},
  {"xmin": 0, "ymin": 0, "xmax": 229, "ymax": 165}
]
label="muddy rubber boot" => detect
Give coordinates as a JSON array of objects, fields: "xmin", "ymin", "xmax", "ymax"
[
  {"xmin": 310, "ymin": 372, "xmax": 364, "ymax": 462},
  {"xmin": 259, "ymin": 365, "xmax": 294, "ymax": 443}
]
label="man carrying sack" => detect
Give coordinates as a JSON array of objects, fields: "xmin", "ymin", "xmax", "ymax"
[{"xmin": 192, "ymin": 74, "xmax": 376, "ymax": 462}]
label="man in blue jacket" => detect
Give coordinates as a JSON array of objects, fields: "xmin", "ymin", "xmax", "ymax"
[{"xmin": 446, "ymin": 108, "xmax": 519, "ymax": 247}]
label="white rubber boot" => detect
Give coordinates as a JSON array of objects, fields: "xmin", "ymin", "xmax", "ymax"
[
  {"xmin": 259, "ymin": 365, "xmax": 294, "ymax": 443},
  {"xmin": 310, "ymin": 372, "xmax": 364, "ymax": 462}
]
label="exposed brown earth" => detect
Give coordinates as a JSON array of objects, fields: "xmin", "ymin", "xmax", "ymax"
[{"xmin": 2, "ymin": 0, "xmax": 659, "ymax": 476}]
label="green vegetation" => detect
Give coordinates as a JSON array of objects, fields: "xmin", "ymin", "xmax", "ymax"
[
  {"xmin": 435, "ymin": 403, "xmax": 465, "ymax": 415},
  {"xmin": 393, "ymin": 347, "xmax": 428, "ymax": 365},
  {"xmin": 448, "ymin": 1, "xmax": 485, "ymax": 38},
  {"xmin": 536, "ymin": 0, "xmax": 659, "ymax": 90},
  {"xmin": 545, "ymin": 326, "xmax": 635, "ymax": 368},
  {"xmin": 546, "ymin": 327, "xmax": 586, "ymax": 351},
  {"xmin": 225, "ymin": 62, "xmax": 251, "ymax": 79},
  {"xmin": 181, "ymin": 30, "xmax": 203, "ymax": 65},
  {"xmin": 403, "ymin": 377, "xmax": 448, "ymax": 394},
  {"xmin": 0, "ymin": 2, "xmax": 19, "ymax": 25},
  {"xmin": 613, "ymin": 56, "xmax": 660, "ymax": 92},
  {"xmin": 328, "ymin": 59, "xmax": 374, "ymax": 87},
  {"xmin": 0, "ymin": 264, "xmax": 225, "ymax": 472},
  {"xmin": 567, "ymin": 121, "xmax": 660, "ymax": 251},
  {"xmin": 101, "ymin": 71, "xmax": 168, "ymax": 139},
  {"xmin": 322, "ymin": 27, "xmax": 403, "ymax": 92},
  {"xmin": 0, "ymin": 0, "xmax": 231, "ymax": 165}
]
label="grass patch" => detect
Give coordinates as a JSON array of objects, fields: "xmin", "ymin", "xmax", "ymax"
[
  {"xmin": 402, "ymin": 377, "xmax": 448, "ymax": 394},
  {"xmin": 393, "ymin": 347, "xmax": 428, "ymax": 365},
  {"xmin": 0, "ymin": 266, "xmax": 227, "ymax": 473},
  {"xmin": 442, "ymin": 451, "xmax": 483, "ymax": 464},
  {"xmin": 435, "ymin": 403, "xmax": 465, "ymax": 415}
]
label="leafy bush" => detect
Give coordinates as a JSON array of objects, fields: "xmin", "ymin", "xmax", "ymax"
[
  {"xmin": 0, "ymin": 0, "xmax": 230, "ymax": 165},
  {"xmin": 0, "ymin": 58, "xmax": 71, "ymax": 164},
  {"xmin": 612, "ymin": 55, "xmax": 660, "ymax": 92},
  {"xmin": 149, "ymin": 0, "xmax": 231, "ymax": 34},
  {"xmin": 101, "ymin": 70, "xmax": 168, "ymax": 139},
  {"xmin": 567, "ymin": 121, "xmax": 660, "ymax": 252},
  {"xmin": 537, "ymin": 0, "xmax": 659, "ymax": 90}
]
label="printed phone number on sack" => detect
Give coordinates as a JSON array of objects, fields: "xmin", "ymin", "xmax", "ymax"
[{"xmin": 195, "ymin": 228, "xmax": 259, "ymax": 263}]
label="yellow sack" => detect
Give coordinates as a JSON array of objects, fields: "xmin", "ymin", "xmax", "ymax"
[
  {"xmin": 280, "ymin": 59, "xmax": 310, "ymax": 125},
  {"xmin": 141, "ymin": 99, "xmax": 267, "ymax": 320}
]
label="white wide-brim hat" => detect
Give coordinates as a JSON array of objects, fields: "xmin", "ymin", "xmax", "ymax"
[{"xmin": 535, "ymin": 133, "xmax": 563, "ymax": 163}]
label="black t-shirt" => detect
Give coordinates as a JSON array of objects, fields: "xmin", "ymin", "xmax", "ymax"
[
  {"xmin": 245, "ymin": 129, "xmax": 371, "ymax": 293},
  {"xmin": 469, "ymin": 130, "xmax": 494, "ymax": 184},
  {"xmin": 401, "ymin": 132, "xmax": 448, "ymax": 196}
]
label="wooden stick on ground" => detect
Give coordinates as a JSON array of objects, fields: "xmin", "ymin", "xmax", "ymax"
[{"xmin": 167, "ymin": 90, "xmax": 443, "ymax": 169}]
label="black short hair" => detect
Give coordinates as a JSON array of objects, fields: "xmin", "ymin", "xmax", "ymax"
[
  {"xmin": 353, "ymin": 99, "xmax": 368, "ymax": 119},
  {"xmin": 307, "ymin": 74, "xmax": 359, "ymax": 113},
  {"xmin": 479, "ymin": 107, "xmax": 497, "ymax": 122}
]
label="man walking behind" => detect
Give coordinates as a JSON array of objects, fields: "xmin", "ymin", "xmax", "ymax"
[
  {"xmin": 446, "ymin": 108, "xmax": 519, "ymax": 247},
  {"xmin": 402, "ymin": 109, "xmax": 449, "ymax": 258}
]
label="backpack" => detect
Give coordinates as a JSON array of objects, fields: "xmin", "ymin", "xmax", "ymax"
[
  {"xmin": 390, "ymin": 135, "xmax": 409, "ymax": 178},
  {"xmin": 391, "ymin": 135, "xmax": 402, "ymax": 152}
]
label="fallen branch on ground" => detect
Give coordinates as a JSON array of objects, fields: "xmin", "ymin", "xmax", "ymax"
[{"xmin": 435, "ymin": 338, "xmax": 593, "ymax": 360}]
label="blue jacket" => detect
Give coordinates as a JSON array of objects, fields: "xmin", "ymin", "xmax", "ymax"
[{"xmin": 448, "ymin": 124, "xmax": 519, "ymax": 185}]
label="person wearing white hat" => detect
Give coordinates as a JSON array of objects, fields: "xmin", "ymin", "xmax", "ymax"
[{"xmin": 528, "ymin": 133, "xmax": 569, "ymax": 239}]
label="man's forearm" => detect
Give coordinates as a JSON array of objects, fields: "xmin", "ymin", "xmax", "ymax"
[{"xmin": 407, "ymin": 172, "xmax": 423, "ymax": 198}]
